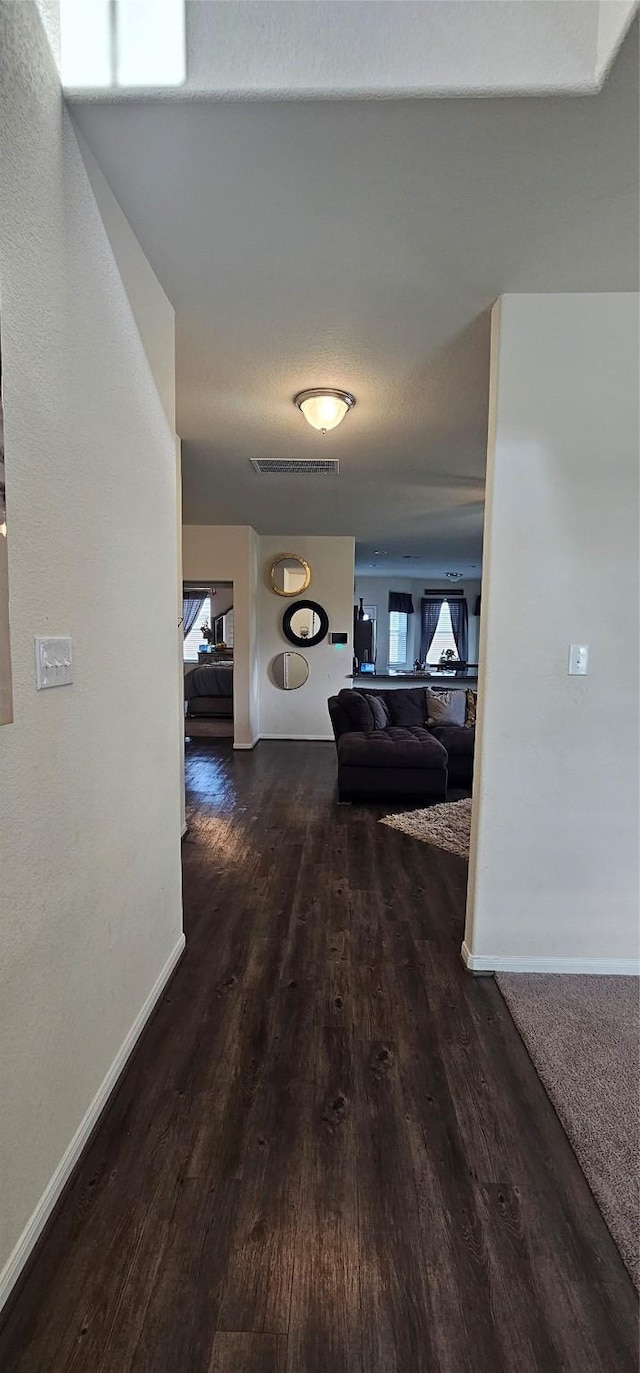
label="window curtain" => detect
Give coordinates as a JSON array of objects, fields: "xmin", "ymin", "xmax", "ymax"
[
  {"xmin": 388, "ymin": 592, "xmax": 414, "ymax": 614},
  {"xmin": 419, "ymin": 596, "xmax": 444, "ymax": 662},
  {"xmin": 182, "ymin": 592, "xmax": 206, "ymax": 639},
  {"xmin": 449, "ymin": 598, "xmax": 469, "ymax": 662}
]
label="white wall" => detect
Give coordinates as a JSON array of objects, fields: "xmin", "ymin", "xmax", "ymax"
[
  {"xmin": 354, "ymin": 575, "xmax": 482, "ymax": 672},
  {"xmin": 182, "ymin": 524, "xmax": 259, "ymax": 747},
  {"xmin": 75, "ymin": 128, "xmax": 176, "ymax": 433},
  {"xmin": 465, "ymin": 293, "xmax": 639, "ymax": 973},
  {"xmin": 73, "ymin": 124, "xmax": 187, "ymax": 835},
  {"xmin": 0, "ymin": 0, "xmax": 183, "ymax": 1308},
  {"xmin": 258, "ymin": 535, "xmax": 355, "ymax": 739}
]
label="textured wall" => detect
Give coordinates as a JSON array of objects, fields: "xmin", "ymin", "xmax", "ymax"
[
  {"xmin": 0, "ymin": 1, "xmax": 183, "ymax": 1296},
  {"xmin": 466, "ymin": 293, "xmax": 639, "ymax": 967}
]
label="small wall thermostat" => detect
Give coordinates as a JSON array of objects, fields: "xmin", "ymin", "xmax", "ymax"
[{"xmin": 330, "ymin": 632, "xmax": 348, "ymax": 645}]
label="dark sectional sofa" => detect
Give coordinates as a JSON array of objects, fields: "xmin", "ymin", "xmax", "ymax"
[{"xmin": 327, "ymin": 685, "xmax": 475, "ymax": 803}]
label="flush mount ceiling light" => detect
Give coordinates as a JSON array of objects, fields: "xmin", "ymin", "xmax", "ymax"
[
  {"xmin": 446, "ymin": 572, "xmax": 464, "ymax": 582},
  {"xmin": 294, "ymin": 388, "xmax": 355, "ymax": 434}
]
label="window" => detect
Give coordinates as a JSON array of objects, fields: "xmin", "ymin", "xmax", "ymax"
[
  {"xmin": 183, "ymin": 595, "xmax": 213, "ymax": 662},
  {"xmin": 60, "ymin": 0, "xmax": 186, "ymax": 90},
  {"xmin": 389, "ymin": 610, "xmax": 409, "ymax": 665},
  {"xmin": 427, "ymin": 600, "xmax": 460, "ymax": 664}
]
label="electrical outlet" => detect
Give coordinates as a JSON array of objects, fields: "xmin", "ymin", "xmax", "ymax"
[{"xmin": 568, "ymin": 644, "xmax": 589, "ymax": 676}]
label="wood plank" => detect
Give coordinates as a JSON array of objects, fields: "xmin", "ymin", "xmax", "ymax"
[
  {"xmin": 285, "ymin": 1027, "xmax": 361, "ymax": 1373},
  {"xmin": 209, "ymin": 1331, "xmax": 286, "ymax": 1372},
  {"xmin": 355, "ymin": 1039, "xmax": 438, "ymax": 1373},
  {"xmin": 128, "ymin": 1178, "xmax": 240, "ymax": 1373}
]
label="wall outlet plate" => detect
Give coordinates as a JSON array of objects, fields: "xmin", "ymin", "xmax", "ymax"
[
  {"xmin": 35, "ymin": 637, "xmax": 73, "ymax": 689},
  {"xmin": 568, "ymin": 643, "xmax": 589, "ymax": 676}
]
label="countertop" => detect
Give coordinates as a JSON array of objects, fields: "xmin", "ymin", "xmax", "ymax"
[{"xmin": 350, "ymin": 669, "xmax": 479, "ymax": 684}]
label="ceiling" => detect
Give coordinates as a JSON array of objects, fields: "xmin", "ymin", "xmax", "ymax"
[{"xmin": 70, "ymin": 19, "xmax": 638, "ymax": 578}]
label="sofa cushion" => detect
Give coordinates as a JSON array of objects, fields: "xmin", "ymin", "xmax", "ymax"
[
  {"xmin": 368, "ymin": 695, "xmax": 390, "ymax": 729},
  {"xmin": 337, "ymin": 689, "xmax": 375, "ymax": 732},
  {"xmin": 337, "ymin": 726, "xmax": 447, "ymax": 770},
  {"xmin": 429, "ymin": 724, "xmax": 475, "ymax": 758},
  {"xmin": 386, "ymin": 688, "xmax": 427, "ymax": 728},
  {"xmin": 426, "ymin": 687, "xmax": 466, "ymax": 727}
]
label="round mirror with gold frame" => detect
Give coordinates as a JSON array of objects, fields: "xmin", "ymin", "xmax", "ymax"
[{"xmin": 270, "ymin": 553, "xmax": 311, "ymax": 597}]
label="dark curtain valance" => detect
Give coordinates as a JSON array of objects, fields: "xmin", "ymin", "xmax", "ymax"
[{"xmin": 388, "ymin": 592, "xmax": 414, "ymax": 615}]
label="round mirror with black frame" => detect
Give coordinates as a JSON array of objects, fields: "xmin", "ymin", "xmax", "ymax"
[{"xmin": 282, "ymin": 599, "xmax": 329, "ymax": 648}]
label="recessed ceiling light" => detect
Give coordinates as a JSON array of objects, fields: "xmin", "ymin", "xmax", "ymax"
[{"xmin": 294, "ymin": 388, "xmax": 355, "ymax": 434}]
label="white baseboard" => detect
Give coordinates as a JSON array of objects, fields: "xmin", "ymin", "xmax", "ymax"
[
  {"xmin": 0, "ymin": 933, "xmax": 186, "ymax": 1315},
  {"xmin": 233, "ymin": 738, "xmax": 259, "ymax": 750},
  {"xmin": 258, "ymin": 733, "xmax": 334, "ymax": 742},
  {"xmin": 461, "ymin": 940, "xmax": 639, "ymax": 977}
]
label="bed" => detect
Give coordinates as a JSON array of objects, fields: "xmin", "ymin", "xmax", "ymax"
[{"xmin": 184, "ymin": 662, "xmax": 234, "ymax": 718}]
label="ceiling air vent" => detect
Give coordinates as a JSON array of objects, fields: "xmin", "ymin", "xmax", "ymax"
[{"xmin": 251, "ymin": 458, "xmax": 340, "ymax": 475}]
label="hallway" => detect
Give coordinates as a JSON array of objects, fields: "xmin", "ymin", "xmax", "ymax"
[{"xmin": 0, "ymin": 740, "xmax": 636, "ymax": 1371}]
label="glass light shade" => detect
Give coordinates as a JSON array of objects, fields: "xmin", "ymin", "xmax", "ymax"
[{"xmin": 294, "ymin": 389, "xmax": 355, "ymax": 433}]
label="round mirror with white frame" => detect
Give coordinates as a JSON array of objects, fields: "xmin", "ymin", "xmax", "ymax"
[
  {"xmin": 270, "ymin": 554, "xmax": 311, "ymax": 597},
  {"xmin": 271, "ymin": 651, "xmax": 309, "ymax": 690}
]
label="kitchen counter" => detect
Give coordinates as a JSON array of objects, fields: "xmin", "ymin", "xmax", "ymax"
[{"xmin": 350, "ymin": 668, "xmax": 478, "ymax": 686}]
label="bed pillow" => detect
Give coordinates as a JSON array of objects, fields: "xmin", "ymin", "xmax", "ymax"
[
  {"xmin": 465, "ymin": 690, "xmax": 477, "ymax": 728},
  {"xmin": 386, "ymin": 687, "xmax": 427, "ymax": 728},
  {"xmin": 337, "ymin": 689, "xmax": 375, "ymax": 732},
  {"xmin": 426, "ymin": 687, "xmax": 466, "ymax": 727}
]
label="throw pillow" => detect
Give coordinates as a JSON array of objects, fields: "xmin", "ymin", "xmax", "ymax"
[
  {"xmin": 465, "ymin": 690, "xmax": 477, "ymax": 728},
  {"xmin": 386, "ymin": 687, "xmax": 427, "ymax": 728},
  {"xmin": 337, "ymin": 689, "xmax": 375, "ymax": 732},
  {"xmin": 367, "ymin": 695, "xmax": 390, "ymax": 730},
  {"xmin": 426, "ymin": 688, "xmax": 466, "ymax": 727}
]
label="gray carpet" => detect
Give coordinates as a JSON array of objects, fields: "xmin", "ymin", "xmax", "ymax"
[{"xmin": 496, "ymin": 973, "xmax": 640, "ymax": 1288}]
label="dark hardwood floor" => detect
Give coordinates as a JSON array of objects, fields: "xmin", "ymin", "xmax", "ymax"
[{"xmin": 0, "ymin": 740, "xmax": 637, "ymax": 1371}]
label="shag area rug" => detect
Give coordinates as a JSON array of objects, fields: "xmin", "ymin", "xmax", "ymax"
[
  {"xmin": 497, "ymin": 973, "xmax": 640, "ymax": 1289},
  {"xmin": 380, "ymin": 797, "xmax": 472, "ymax": 858}
]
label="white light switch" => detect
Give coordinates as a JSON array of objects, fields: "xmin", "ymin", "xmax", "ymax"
[
  {"xmin": 568, "ymin": 644, "xmax": 589, "ymax": 676},
  {"xmin": 35, "ymin": 637, "xmax": 73, "ymax": 689}
]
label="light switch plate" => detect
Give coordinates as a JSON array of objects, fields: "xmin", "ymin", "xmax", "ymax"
[
  {"xmin": 568, "ymin": 643, "xmax": 589, "ymax": 676},
  {"xmin": 35, "ymin": 636, "xmax": 73, "ymax": 689}
]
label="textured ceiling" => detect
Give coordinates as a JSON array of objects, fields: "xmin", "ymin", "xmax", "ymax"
[{"xmin": 71, "ymin": 22, "xmax": 638, "ymax": 576}]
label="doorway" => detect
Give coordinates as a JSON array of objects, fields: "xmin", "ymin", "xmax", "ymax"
[{"xmin": 183, "ymin": 581, "xmax": 235, "ymax": 741}]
